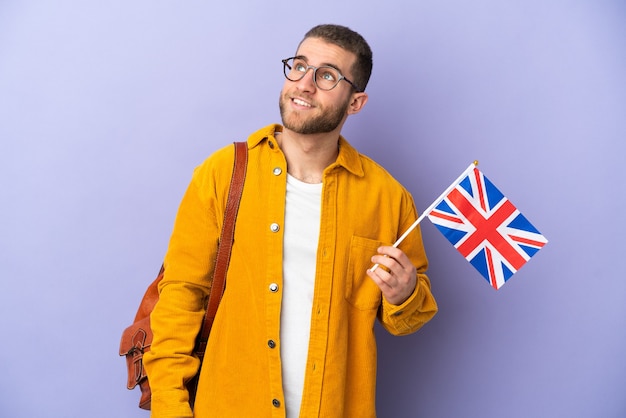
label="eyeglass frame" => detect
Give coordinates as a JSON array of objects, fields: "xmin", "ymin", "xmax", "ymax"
[{"xmin": 282, "ymin": 57, "xmax": 362, "ymax": 92}]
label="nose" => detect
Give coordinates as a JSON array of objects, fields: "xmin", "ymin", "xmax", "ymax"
[{"xmin": 295, "ymin": 67, "xmax": 317, "ymax": 92}]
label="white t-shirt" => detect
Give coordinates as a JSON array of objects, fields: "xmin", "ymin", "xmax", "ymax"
[{"xmin": 281, "ymin": 174, "xmax": 322, "ymax": 418}]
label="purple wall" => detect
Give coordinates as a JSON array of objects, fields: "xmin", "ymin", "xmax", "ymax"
[{"xmin": 1, "ymin": 1, "xmax": 624, "ymax": 417}]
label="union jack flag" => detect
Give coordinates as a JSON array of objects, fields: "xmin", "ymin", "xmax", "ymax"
[{"xmin": 427, "ymin": 166, "xmax": 547, "ymax": 290}]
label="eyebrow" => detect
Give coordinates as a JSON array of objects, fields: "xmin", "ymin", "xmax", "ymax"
[{"xmin": 294, "ymin": 55, "xmax": 344, "ymax": 73}]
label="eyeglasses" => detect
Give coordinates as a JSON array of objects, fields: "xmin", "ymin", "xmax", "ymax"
[{"xmin": 282, "ymin": 57, "xmax": 361, "ymax": 92}]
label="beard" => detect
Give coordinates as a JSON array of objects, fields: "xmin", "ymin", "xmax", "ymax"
[{"xmin": 279, "ymin": 91, "xmax": 350, "ymax": 135}]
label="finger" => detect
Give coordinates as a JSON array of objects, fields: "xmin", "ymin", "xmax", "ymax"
[
  {"xmin": 372, "ymin": 253, "xmax": 409, "ymax": 282},
  {"xmin": 367, "ymin": 266, "xmax": 395, "ymax": 291},
  {"xmin": 376, "ymin": 246, "xmax": 411, "ymax": 269},
  {"xmin": 368, "ymin": 255, "xmax": 395, "ymax": 281},
  {"xmin": 370, "ymin": 254, "xmax": 400, "ymax": 279}
]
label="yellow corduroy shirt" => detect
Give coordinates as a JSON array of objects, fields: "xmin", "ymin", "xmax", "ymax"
[{"xmin": 144, "ymin": 124, "xmax": 438, "ymax": 418}]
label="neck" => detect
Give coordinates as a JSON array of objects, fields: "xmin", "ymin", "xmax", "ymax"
[{"xmin": 276, "ymin": 128, "xmax": 340, "ymax": 184}]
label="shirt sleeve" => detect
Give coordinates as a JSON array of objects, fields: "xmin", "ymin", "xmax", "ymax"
[
  {"xmin": 378, "ymin": 190, "xmax": 438, "ymax": 335},
  {"xmin": 143, "ymin": 159, "xmax": 222, "ymax": 417},
  {"xmin": 379, "ymin": 272, "xmax": 438, "ymax": 335}
]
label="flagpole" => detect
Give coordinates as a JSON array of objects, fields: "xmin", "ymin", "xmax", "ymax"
[{"xmin": 370, "ymin": 161, "xmax": 478, "ymax": 272}]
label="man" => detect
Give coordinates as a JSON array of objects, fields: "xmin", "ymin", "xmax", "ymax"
[{"xmin": 144, "ymin": 24, "xmax": 438, "ymax": 418}]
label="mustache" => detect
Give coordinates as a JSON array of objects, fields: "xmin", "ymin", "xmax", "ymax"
[{"xmin": 281, "ymin": 89, "xmax": 317, "ymax": 107}]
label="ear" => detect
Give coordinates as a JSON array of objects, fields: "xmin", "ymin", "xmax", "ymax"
[{"xmin": 347, "ymin": 92, "xmax": 368, "ymax": 115}]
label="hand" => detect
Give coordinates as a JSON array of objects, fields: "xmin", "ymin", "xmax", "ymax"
[{"xmin": 367, "ymin": 246, "xmax": 417, "ymax": 306}]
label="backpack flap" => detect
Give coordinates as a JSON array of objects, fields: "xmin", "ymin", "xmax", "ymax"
[{"xmin": 119, "ymin": 315, "xmax": 152, "ymax": 390}]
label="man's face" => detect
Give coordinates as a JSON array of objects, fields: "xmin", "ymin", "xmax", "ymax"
[{"xmin": 279, "ymin": 37, "xmax": 357, "ymax": 135}]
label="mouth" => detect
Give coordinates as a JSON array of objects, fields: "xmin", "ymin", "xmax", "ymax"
[{"xmin": 292, "ymin": 97, "xmax": 313, "ymax": 108}]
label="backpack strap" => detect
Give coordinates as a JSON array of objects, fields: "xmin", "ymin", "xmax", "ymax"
[{"xmin": 195, "ymin": 141, "xmax": 248, "ymax": 357}]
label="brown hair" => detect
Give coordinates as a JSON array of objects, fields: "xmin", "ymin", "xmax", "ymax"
[{"xmin": 301, "ymin": 24, "xmax": 373, "ymax": 92}]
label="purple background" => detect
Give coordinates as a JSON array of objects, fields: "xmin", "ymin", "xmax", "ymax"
[{"xmin": 1, "ymin": 1, "xmax": 624, "ymax": 417}]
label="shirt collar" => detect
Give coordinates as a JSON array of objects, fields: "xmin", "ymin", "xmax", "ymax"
[{"xmin": 248, "ymin": 124, "xmax": 365, "ymax": 178}]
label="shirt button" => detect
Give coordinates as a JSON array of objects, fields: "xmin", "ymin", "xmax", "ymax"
[
  {"xmin": 268, "ymin": 140, "xmax": 275, "ymax": 149},
  {"xmin": 269, "ymin": 283, "xmax": 279, "ymax": 292},
  {"xmin": 272, "ymin": 399, "xmax": 281, "ymax": 408},
  {"xmin": 268, "ymin": 339, "xmax": 276, "ymax": 349},
  {"xmin": 270, "ymin": 223, "xmax": 280, "ymax": 232},
  {"xmin": 273, "ymin": 167, "xmax": 282, "ymax": 176}
]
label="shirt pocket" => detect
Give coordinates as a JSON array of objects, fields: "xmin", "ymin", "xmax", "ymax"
[{"xmin": 345, "ymin": 235, "xmax": 383, "ymax": 311}]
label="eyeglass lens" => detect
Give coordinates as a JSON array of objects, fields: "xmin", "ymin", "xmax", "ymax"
[{"xmin": 283, "ymin": 58, "xmax": 342, "ymax": 91}]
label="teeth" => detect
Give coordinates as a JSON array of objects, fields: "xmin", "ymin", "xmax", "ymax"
[{"xmin": 293, "ymin": 98, "xmax": 311, "ymax": 107}]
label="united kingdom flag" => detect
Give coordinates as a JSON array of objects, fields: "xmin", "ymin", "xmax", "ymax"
[{"xmin": 427, "ymin": 166, "xmax": 548, "ymax": 290}]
